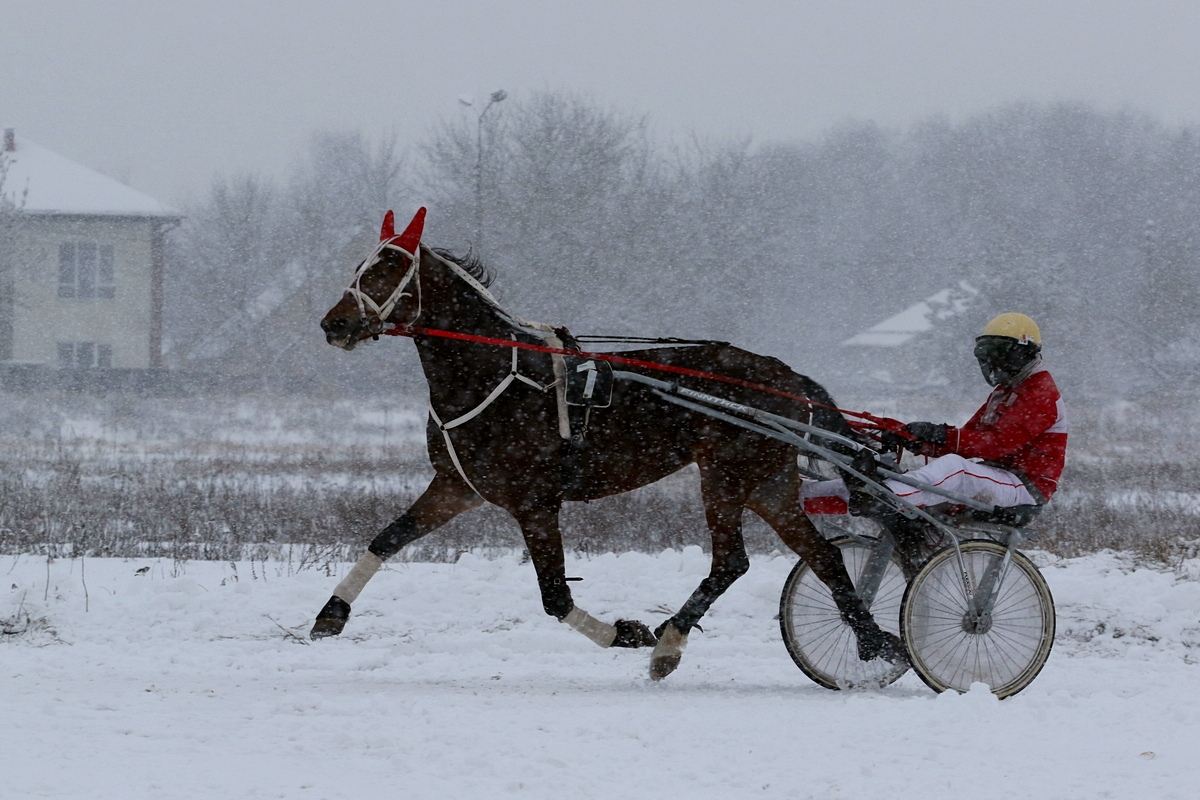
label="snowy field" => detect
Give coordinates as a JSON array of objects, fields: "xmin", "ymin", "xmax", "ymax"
[{"xmin": 6, "ymin": 548, "xmax": 1200, "ymax": 799}]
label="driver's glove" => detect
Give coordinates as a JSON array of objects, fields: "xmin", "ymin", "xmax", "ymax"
[{"xmin": 903, "ymin": 421, "xmax": 947, "ymax": 450}]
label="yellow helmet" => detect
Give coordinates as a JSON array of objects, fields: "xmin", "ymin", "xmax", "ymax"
[{"xmin": 981, "ymin": 313, "xmax": 1041, "ymax": 346}]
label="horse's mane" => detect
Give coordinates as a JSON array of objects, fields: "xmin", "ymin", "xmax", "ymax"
[{"xmin": 431, "ymin": 248, "xmax": 495, "ymax": 288}]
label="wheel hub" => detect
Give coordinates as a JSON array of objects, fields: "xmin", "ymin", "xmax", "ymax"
[{"xmin": 962, "ymin": 610, "xmax": 993, "ymax": 635}]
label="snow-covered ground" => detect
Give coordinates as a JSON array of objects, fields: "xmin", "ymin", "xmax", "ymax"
[{"xmin": 5, "ymin": 549, "xmax": 1200, "ymax": 799}]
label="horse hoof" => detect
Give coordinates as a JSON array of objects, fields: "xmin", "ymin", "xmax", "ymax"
[
  {"xmin": 858, "ymin": 629, "xmax": 908, "ymax": 666},
  {"xmin": 649, "ymin": 621, "xmax": 688, "ymax": 680},
  {"xmin": 612, "ymin": 619, "xmax": 657, "ymax": 648},
  {"xmin": 310, "ymin": 596, "xmax": 351, "ymax": 640}
]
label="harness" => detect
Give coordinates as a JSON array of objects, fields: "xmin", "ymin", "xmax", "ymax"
[
  {"xmin": 426, "ymin": 340, "xmax": 557, "ymax": 497},
  {"xmin": 339, "ymin": 239, "xmax": 903, "ymax": 497}
]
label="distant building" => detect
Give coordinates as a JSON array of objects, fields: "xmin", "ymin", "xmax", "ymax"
[
  {"xmin": 841, "ymin": 281, "xmax": 979, "ymax": 388},
  {"xmin": 0, "ymin": 128, "xmax": 181, "ymax": 370}
]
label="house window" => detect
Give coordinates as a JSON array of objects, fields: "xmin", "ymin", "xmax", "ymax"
[
  {"xmin": 58, "ymin": 242, "xmax": 115, "ymax": 299},
  {"xmin": 57, "ymin": 341, "xmax": 113, "ymax": 369}
]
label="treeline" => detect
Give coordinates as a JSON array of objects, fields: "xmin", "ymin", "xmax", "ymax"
[{"xmin": 167, "ymin": 95, "xmax": 1200, "ymax": 399}]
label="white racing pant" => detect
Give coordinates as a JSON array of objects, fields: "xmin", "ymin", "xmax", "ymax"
[{"xmin": 883, "ymin": 454, "xmax": 1036, "ymax": 509}]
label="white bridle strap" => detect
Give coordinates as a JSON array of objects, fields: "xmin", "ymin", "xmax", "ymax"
[
  {"xmin": 347, "ymin": 238, "xmax": 555, "ymax": 338},
  {"xmin": 342, "ymin": 238, "xmax": 422, "ymax": 325}
]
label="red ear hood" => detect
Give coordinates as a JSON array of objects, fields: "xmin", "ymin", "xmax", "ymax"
[
  {"xmin": 379, "ymin": 207, "xmax": 426, "ymax": 252},
  {"xmin": 394, "ymin": 207, "xmax": 426, "ymax": 254},
  {"xmin": 379, "ymin": 210, "xmax": 396, "ymax": 241}
]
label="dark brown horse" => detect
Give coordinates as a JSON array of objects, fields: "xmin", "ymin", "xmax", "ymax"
[{"xmin": 311, "ymin": 207, "xmax": 905, "ymax": 679}]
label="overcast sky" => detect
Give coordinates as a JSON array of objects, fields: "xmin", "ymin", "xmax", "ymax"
[{"xmin": 4, "ymin": 0, "xmax": 1200, "ymax": 207}]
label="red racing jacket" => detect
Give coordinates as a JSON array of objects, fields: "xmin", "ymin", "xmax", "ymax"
[{"xmin": 925, "ymin": 365, "xmax": 1068, "ymax": 501}]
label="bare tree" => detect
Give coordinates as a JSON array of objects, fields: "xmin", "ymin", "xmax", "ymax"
[
  {"xmin": 168, "ymin": 130, "xmax": 409, "ymax": 382},
  {"xmin": 421, "ymin": 90, "xmax": 662, "ymax": 329},
  {"xmin": 165, "ymin": 99, "xmax": 1200, "ymax": 399},
  {"xmin": 167, "ymin": 173, "xmax": 284, "ymax": 367},
  {"xmin": 418, "ymin": 91, "xmax": 776, "ymax": 339}
]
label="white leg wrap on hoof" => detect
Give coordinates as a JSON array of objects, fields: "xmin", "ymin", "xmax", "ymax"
[
  {"xmin": 649, "ymin": 622, "xmax": 688, "ymax": 681},
  {"xmin": 332, "ymin": 552, "xmax": 383, "ymax": 604},
  {"xmin": 563, "ymin": 606, "xmax": 618, "ymax": 648}
]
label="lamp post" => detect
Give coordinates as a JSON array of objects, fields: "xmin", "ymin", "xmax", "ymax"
[{"xmin": 461, "ymin": 89, "xmax": 507, "ymax": 255}]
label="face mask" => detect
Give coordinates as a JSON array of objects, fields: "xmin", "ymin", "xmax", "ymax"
[{"xmin": 974, "ymin": 336, "xmax": 1039, "ymax": 387}]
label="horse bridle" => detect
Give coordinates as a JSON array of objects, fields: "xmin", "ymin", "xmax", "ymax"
[{"xmin": 342, "ymin": 237, "xmax": 423, "ymax": 336}]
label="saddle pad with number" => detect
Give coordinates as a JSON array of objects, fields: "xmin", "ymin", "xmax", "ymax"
[{"xmin": 564, "ymin": 355, "xmax": 614, "ymax": 408}]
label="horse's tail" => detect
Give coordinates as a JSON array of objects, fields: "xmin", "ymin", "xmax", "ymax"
[{"xmin": 794, "ymin": 373, "xmax": 863, "ymax": 454}]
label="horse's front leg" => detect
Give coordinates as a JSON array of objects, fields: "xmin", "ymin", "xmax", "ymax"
[
  {"xmin": 310, "ymin": 470, "xmax": 483, "ymax": 639},
  {"xmin": 513, "ymin": 503, "xmax": 657, "ymax": 650}
]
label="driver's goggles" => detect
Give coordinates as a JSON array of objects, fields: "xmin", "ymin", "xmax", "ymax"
[{"xmin": 974, "ymin": 336, "xmax": 1017, "ymax": 364}]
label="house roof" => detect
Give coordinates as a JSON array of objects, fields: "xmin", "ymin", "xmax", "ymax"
[
  {"xmin": 184, "ymin": 259, "xmax": 309, "ymax": 361},
  {"xmin": 843, "ymin": 281, "xmax": 979, "ymax": 347},
  {"xmin": 1, "ymin": 129, "xmax": 180, "ymax": 219}
]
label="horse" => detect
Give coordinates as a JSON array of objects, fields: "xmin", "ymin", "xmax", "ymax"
[{"xmin": 311, "ymin": 207, "xmax": 906, "ymax": 679}]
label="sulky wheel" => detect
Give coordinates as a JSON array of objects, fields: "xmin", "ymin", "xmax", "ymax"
[
  {"xmin": 901, "ymin": 539, "xmax": 1055, "ymax": 698},
  {"xmin": 779, "ymin": 534, "xmax": 910, "ymax": 690}
]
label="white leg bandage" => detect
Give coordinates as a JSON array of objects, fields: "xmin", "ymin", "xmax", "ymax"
[
  {"xmin": 562, "ymin": 606, "xmax": 618, "ymax": 648},
  {"xmin": 332, "ymin": 552, "xmax": 384, "ymax": 604}
]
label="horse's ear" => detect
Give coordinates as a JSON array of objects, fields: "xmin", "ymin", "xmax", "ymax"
[
  {"xmin": 395, "ymin": 206, "xmax": 427, "ymax": 254},
  {"xmin": 379, "ymin": 210, "xmax": 396, "ymax": 242}
]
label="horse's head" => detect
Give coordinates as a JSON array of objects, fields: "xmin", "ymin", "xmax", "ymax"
[{"xmin": 320, "ymin": 207, "xmax": 426, "ymax": 350}]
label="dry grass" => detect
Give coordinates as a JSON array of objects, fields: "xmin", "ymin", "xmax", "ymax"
[
  {"xmin": 0, "ymin": 444, "xmax": 757, "ymax": 565},
  {"xmin": 0, "ymin": 591, "xmax": 64, "ymax": 646},
  {"xmin": 0, "ymin": 390, "xmax": 1195, "ymax": 567}
]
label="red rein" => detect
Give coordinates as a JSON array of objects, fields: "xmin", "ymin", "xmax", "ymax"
[{"xmin": 384, "ymin": 324, "xmax": 908, "ymax": 435}]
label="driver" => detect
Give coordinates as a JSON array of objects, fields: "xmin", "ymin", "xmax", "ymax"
[{"xmin": 848, "ymin": 312, "xmax": 1068, "ymax": 523}]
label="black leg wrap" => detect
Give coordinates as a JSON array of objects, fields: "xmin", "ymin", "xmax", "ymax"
[
  {"xmin": 831, "ymin": 588, "xmax": 908, "ymax": 665},
  {"xmin": 843, "ymin": 448, "xmax": 880, "ymax": 492},
  {"xmin": 612, "ymin": 619, "xmax": 658, "ymax": 648},
  {"xmin": 368, "ymin": 516, "xmax": 421, "ymax": 560},
  {"xmin": 666, "ymin": 556, "xmax": 749, "ymax": 636},
  {"xmin": 855, "ymin": 627, "xmax": 909, "ymax": 665},
  {"xmin": 883, "ymin": 515, "xmax": 936, "ymax": 578},
  {"xmin": 537, "ymin": 575, "xmax": 574, "ymax": 620},
  {"xmin": 310, "ymin": 595, "xmax": 351, "ymax": 640},
  {"xmin": 655, "ymin": 616, "xmax": 692, "ymax": 639}
]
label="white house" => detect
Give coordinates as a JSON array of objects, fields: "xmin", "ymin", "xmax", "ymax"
[
  {"xmin": 841, "ymin": 281, "xmax": 979, "ymax": 387},
  {"xmin": 0, "ymin": 128, "xmax": 180, "ymax": 370}
]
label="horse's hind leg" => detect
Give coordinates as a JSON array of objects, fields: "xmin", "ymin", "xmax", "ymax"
[
  {"xmin": 310, "ymin": 471, "xmax": 482, "ymax": 639},
  {"xmin": 747, "ymin": 465, "xmax": 907, "ymax": 664},
  {"xmin": 650, "ymin": 464, "xmax": 753, "ymax": 680}
]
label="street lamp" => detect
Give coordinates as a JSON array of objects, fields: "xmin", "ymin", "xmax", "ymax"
[{"xmin": 460, "ymin": 89, "xmax": 507, "ymax": 255}]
